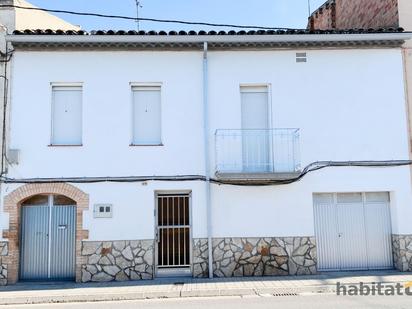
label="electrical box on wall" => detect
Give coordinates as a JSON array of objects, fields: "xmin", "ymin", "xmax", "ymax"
[
  {"xmin": 8, "ymin": 149, "xmax": 20, "ymax": 164},
  {"xmin": 93, "ymin": 204, "xmax": 113, "ymax": 218}
]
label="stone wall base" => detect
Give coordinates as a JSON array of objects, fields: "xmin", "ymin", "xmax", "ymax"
[
  {"xmin": 192, "ymin": 237, "xmax": 317, "ymax": 278},
  {"xmin": 193, "ymin": 238, "xmax": 209, "ymax": 278},
  {"xmin": 0, "ymin": 242, "xmax": 8, "ymax": 286},
  {"xmin": 81, "ymin": 240, "xmax": 154, "ymax": 282},
  {"xmin": 392, "ymin": 235, "xmax": 412, "ymax": 271}
]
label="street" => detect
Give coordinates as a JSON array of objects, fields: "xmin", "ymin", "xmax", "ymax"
[{"xmin": 3, "ymin": 294, "xmax": 412, "ymax": 309}]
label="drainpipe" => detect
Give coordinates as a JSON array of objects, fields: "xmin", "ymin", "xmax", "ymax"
[{"xmin": 203, "ymin": 41, "xmax": 213, "ymax": 278}]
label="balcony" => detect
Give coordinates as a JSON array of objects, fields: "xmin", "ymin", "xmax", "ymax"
[{"xmin": 215, "ymin": 129, "xmax": 301, "ymax": 183}]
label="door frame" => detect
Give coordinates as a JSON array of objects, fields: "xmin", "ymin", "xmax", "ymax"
[
  {"xmin": 3, "ymin": 183, "xmax": 89, "ymax": 284},
  {"xmin": 19, "ymin": 194, "xmax": 77, "ymax": 281},
  {"xmin": 153, "ymin": 190, "xmax": 193, "ymax": 278}
]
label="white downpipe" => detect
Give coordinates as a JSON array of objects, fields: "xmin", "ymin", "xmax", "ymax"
[
  {"xmin": 203, "ymin": 41, "xmax": 213, "ymax": 278},
  {"xmin": 47, "ymin": 194, "xmax": 53, "ymax": 279}
]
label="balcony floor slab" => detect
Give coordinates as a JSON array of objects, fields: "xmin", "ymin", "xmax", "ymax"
[{"xmin": 214, "ymin": 172, "xmax": 301, "ymax": 184}]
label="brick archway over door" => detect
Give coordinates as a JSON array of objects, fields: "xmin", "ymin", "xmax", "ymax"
[{"xmin": 2, "ymin": 183, "xmax": 89, "ymax": 284}]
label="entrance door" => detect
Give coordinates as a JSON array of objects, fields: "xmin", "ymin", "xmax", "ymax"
[
  {"xmin": 156, "ymin": 194, "xmax": 190, "ymax": 276},
  {"xmin": 314, "ymin": 192, "xmax": 393, "ymax": 271},
  {"xmin": 241, "ymin": 86, "xmax": 271, "ymax": 172},
  {"xmin": 20, "ymin": 195, "xmax": 76, "ymax": 281}
]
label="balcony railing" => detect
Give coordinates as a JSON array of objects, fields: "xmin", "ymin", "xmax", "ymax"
[{"xmin": 215, "ymin": 129, "xmax": 301, "ymax": 175}]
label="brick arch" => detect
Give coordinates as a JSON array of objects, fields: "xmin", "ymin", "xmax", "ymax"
[{"xmin": 2, "ymin": 183, "xmax": 89, "ymax": 284}]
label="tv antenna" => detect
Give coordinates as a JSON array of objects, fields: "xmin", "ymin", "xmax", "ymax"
[{"xmin": 135, "ymin": 1, "xmax": 143, "ymax": 31}]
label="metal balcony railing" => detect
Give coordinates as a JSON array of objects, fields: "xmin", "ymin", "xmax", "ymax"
[{"xmin": 215, "ymin": 129, "xmax": 301, "ymax": 174}]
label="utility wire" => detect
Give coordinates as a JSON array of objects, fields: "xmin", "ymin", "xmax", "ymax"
[
  {"xmin": 2, "ymin": 160, "xmax": 411, "ymax": 186},
  {"xmin": 0, "ymin": 4, "xmax": 303, "ymax": 30}
]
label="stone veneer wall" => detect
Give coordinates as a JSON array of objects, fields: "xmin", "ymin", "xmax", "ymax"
[
  {"xmin": 193, "ymin": 238, "xmax": 209, "ymax": 278},
  {"xmin": 392, "ymin": 235, "xmax": 412, "ymax": 271},
  {"xmin": 81, "ymin": 240, "xmax": 154, "ymax": 282},
  {"xmin": 192, "ymin": 237, "xmax": 317, "ymax": 278},
  {"xmin": 0, "ymin": 242, "xmax": 8, "ymax": 285}
]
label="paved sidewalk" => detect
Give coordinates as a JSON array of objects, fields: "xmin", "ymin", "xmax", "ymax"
[{"xmin": 0, "ymin": 271, "xmax": 411, "ymax": 305}]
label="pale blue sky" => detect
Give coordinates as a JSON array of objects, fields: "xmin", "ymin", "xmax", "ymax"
[{"xmin": 26, "ymin": 0, "xmax": 326, "ymax": 31}]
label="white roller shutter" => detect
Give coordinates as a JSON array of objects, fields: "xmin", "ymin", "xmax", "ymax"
[
  {"xmin": 132, "ymin": 86, "xmax": 161, "ymax": 145},
  {"xmin": 51, "ymin": 86, "xmax": 82, "ymax": 145},
  {"xmin": 314, "ymin": 192, "xmax": 392, "ymax": 271}
]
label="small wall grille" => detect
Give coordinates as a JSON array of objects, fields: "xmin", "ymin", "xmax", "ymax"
[{"xmin": 296, "ymin": 52, "xmax": 307, "ymax": 63}]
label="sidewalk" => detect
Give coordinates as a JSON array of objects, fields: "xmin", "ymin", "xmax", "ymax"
[{"xmin": 0, "ymin": 271, "xmax": 411, "ymax": 305}]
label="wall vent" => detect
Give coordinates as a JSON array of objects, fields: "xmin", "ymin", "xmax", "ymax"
[{"xmin": 296, "ymin": 52, "xmax": 307, "ymax": 63}]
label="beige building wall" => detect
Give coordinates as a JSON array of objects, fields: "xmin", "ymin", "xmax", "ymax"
[
  {"xmin": 14, "ymin": 0, "xmax": 80, "ymax": 31},
  {"xmin": 398, "ymin": 0, "xmax": 412, "ymax": 31},
  {"xmin": 398, "ymin": 0, "xmax": 412, "ymax": 160}
]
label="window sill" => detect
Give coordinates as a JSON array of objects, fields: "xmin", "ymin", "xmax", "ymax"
[
  {"xmin": 129, "ymin": 144, "xmax": 164, "ymax": 147},
  {"xmin": 48, "ymin": 144, "xmax": 83, "ymax": 147}
]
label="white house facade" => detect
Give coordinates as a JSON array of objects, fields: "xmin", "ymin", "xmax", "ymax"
[{"xmin": 1, "ymin": 29, "xmax": 412, "ymax": 285}]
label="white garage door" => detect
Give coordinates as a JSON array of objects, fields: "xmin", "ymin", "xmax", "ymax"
[{"xmin": 313, "ymin": 192, "xmax": 393, "ymax": 271}]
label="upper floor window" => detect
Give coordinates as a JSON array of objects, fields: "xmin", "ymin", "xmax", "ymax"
[
  {"xmin": 51, "ymin": 84, "xmax": 82, "ymax": 146},
  {"xmin": 131, "ymin": 85, "xmax": 162, "ymax": 145}
]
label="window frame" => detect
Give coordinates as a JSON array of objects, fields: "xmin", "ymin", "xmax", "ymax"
[
  {"xmin": 49, "ymin": 82, "xmax": 84, "ymax": 147},
  {"xmin": 130, "ymin": 82, "xmax": 163, "ymax": 146}
]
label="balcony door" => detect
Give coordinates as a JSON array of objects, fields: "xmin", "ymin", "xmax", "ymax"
[{"xmin": 241, "ymin": 86, "xmax": 271, "ymax": 172}]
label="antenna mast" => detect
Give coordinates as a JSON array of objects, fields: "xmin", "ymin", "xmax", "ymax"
[
  {"xmin": 308, "ymin": 0, "xmax": 311, "ymax": 17},
  {"xmin": 135, "ymin": 1, "xmax": 143, "ymax": 31}
]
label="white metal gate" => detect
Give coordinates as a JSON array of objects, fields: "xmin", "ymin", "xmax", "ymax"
[
  {"xmin": 20, "ymin": 195, "xmax": 76, "ymax": 281},
  {"xmin": 156, "ymin": 193, "xmax": 191, "ymax": 276},
  {"xmin": 314, "ymin": 192, "xmax": 393, "ymax": 271}
]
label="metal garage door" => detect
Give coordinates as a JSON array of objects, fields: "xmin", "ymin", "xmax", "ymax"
[
  {"xmin": 20, "ymin": 195, "xmax": 76, "ymax": 281},
  {"xmin": 313, "ymin": 192, "xmax": 393, "ymax": 271}
]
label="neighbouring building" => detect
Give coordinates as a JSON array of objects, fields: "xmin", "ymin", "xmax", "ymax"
[
  {"xmin": 308, "ymin": 0, "xmax": 400, "ymax": 30},
  {"xmin": 0, "ymin": 28, "xmax": 411, "ymax": 285}
]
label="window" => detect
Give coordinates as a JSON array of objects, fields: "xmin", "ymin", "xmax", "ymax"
[
  {"xmin": 132, "ymin": 85, "xmax": 162, "ymax": 145},
  {"xmin": 51, "ymin": 85, "xmax": 82, "ymax": 145}
]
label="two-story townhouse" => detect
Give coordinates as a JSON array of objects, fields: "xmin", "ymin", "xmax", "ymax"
[{"xmin": 0, "ymin": 28, "xmax": 412, "ymax": 285}]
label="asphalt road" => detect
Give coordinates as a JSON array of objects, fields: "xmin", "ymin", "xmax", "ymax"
[{"xmin": 3, "ymin": 294, "xmax": 412, "ymax": 309}]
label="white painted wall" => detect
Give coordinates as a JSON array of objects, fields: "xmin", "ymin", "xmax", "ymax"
[
  {"xmin": 2, "ymin": 48, "xmax": 412, "ymax": 241},
  {"xmin": 1, "ymin": 181, "xmax": 207, "ymax": 241},
  {"xmin": 9, "ymin": 51, "xmax": 204, "ymax": 177},
  {"xmin": 208, "ymin": 49, "xmax": 412, "ymax": 236}
]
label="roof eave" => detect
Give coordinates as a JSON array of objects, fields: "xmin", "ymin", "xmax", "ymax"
[{"xmin": 6, "ymin": 33, "xmax": 412, "ymax": 48}]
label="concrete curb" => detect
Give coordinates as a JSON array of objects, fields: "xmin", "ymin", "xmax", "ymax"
[
  {"xmin": 0, "ymin": 286, "xmax": 339, "ymax": 305},
  {"xmin": 0, "ymin": 272, "xmax": 411, "ymax": 305}
]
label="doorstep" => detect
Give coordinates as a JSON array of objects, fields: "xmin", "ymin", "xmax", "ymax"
[{"xmin": 0, "ymin": 271, "xmax": 411, "ymax": 305}]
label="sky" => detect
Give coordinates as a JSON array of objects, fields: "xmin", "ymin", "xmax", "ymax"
[{"xmin": 26, "ymin": 0, "xmax": 327, "ymax": 31}]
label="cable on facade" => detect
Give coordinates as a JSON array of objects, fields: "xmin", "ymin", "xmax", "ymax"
[
  {"xmin": 0, "ymin": 44, "xmax": 12, "ymax": 177},
  {"xmin": 2, "ymin": 160, "xmax": 411, "ymax": 186},
  {"xmin": 0, "ymin": 4, "xmax": 304, "ymax": 31}
]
